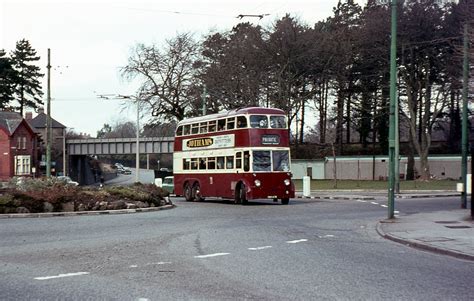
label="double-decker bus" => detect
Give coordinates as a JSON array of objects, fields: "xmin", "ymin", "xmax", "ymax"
[{"xmin": 173, "ymin": 107, "xmax": 295, "ymax": 205}]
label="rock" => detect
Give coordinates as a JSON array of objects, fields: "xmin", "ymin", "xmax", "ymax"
[
  {"xmin": 16, "ymin": 207, "xmax": 30, "ymax": 214},
  {"xmin": 43, "ymin": 202, "xmax": 54, "ymax": 213},
  {"xmin": 126, "ymin": 203, "xmax": 137, "ymax": 209},
  {"xmin": 61, "ymin": 202, "xmax": 75, "ymax": 212},
  {"xmin": 107, "ymin": 200, "xmax": 126, "ymax": 210},
  {"xmin": 77, "ymin": 203, "xmax": 86, "ymax": 211},
  {"xmin": 135, "ymin": 201, "xmax": 149, "ymax": 208},
  {"xmin": 98, "ymin": 201, "xmax": 108, "ymax": 210}
]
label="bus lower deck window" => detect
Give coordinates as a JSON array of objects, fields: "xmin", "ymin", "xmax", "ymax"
[
  {"xmin": 208, "ymin": 157, "xmax": 216, "ymax": 169},
  {"xmin": 183, "ymin": 159, "xmax": 190, "ymax": 170},
  {"xmin": 253, "ymin": 151, "xmax": 271, "ymax": 171},
  {"xmin": 226, "ymin": 156, "xmax": 234, "ymax": 169},
  {"xmin": 199, "ymin": 158, "xmax": 207, "ymax": 169},
  {"xmin": 217, "ymin": 157, "xmax": 225, "ymax": 169},
  {"xmin": 191, "ymin": 158, "xmax": 198, "ymax": 170},
  {"xmin": 235, "ymin": 152, "xmax": 242, "ymax": 169}
]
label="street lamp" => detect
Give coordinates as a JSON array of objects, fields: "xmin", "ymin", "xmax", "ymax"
[{"xmin": 99, "ymin": 94, "xmax": 141, "ymax": 183}]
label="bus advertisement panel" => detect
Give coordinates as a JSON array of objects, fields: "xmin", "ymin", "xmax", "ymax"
[{"xmin": 173, "ymin": 107, "xmax": 295, "ymax": 205}]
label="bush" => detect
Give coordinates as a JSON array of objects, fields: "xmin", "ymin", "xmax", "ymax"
[{"xmin": 0, "ymin": 178, "xmax": 171, "ymax": 214}]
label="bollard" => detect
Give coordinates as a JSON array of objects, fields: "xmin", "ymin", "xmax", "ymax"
[
  {"xmin": 303, "ymin": 176, "xmax": 311, "ymax": 197},
  {"xmin": 154, "ymin": 178, "xmax": 163, "ymax": 187}
]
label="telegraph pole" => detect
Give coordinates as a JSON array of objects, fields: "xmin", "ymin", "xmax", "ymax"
[
  {"xmin": 388, "ymin": 0, "xmax": 398, "ymax": 219},
  {"xmin": 201, "ymin": 85, "xmax": 207, "ymax": 116},
  {"xmin": 461, "ymin": 23, "xmax": 469, "ymax": 209},
  {"xmin": 46, "ymin": 48, "xmax": 52, "ymax": 178}
]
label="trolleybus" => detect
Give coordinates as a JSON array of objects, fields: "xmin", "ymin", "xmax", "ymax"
[{"xmin": 173, "ymin": 107, "xmax": 295, "ymax": 205}]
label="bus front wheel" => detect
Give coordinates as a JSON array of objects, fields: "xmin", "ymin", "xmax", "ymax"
[
  {"xmin": 235, "ymin": 183, "xmax": 248, "ymax": 205},
  {"xmin": 184, "ymin": 183, "xmax": 194, "ymax": 202},
  {"xmin": 281, "ymin": 198, "xmax": 290, "ymax": 205}
]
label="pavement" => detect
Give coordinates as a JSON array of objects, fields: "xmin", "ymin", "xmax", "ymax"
[{"xmin": 297, "ymin": 190, "xmax": 474, "ymax": 261}]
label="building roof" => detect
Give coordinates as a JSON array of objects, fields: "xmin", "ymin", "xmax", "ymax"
[
  {"xmin": 0, "ymin": 111, "xmax": 23, "ymax": 135},
  {"xmin": 29, "ymin": 112, "xmax": 66, "ymax": 129},
  {"xmin": 0, "ymin": 111, "xmax": 37, "ymax": 136}
]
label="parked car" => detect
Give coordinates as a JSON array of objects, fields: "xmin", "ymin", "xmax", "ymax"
[
  {"xmin": 117, "ymin": 166, "xmax": 132, "ymax": 175},
  {"xmin": 161, "ymin": 176, "xmax": 174, "ymax": 194},
  {"xmin": 57, "ymin": 176, "xmax": 79, "ymax": 186}
]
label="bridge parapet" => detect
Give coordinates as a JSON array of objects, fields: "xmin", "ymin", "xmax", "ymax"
[{"xmin": 66, "ymin": 137, "xmax": 174, "ymax": 155}]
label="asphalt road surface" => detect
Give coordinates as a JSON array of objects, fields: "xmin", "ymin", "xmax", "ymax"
[{"xmin": 1, "ymin": 195, "xmax": 472, "ymax": 300}]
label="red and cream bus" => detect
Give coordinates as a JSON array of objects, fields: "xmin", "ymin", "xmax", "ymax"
[{"xmin": 173, "ymin": 107, "xmax": 295, "ymax": 205}]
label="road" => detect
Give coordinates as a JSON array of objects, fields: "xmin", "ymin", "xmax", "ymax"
[{"xmin": 0, "ymin": 195, "xmax": 472, "ymax": 300}]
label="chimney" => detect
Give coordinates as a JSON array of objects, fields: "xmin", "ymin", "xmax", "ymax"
[
  {"xmin": 25, "ymin": 112, "xmax": 33, "ymax": 121},
  {"xmin": 38, "ymin": 107, "xmax": 44, "ymax": 114}
]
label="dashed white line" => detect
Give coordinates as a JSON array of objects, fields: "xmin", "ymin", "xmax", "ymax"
[
  {"xmin": 248, "ymin": 246, "xmax": 272, "ymax": 251},
  {"xmin": 286, "ymin": 239, "xmax": 308, "ymax": 244},
  {"xmin": 356, "ymin": 200, "xmax": 367, "ymax": 203},
  {"xmin": 34, "ymin": 272, "xmax": 89, "ymax": 281},
  {"xmin": 319, "ymin": 235, "xmax": 335, "ymax": 238},
  {"xmin": 149, "ymin": 261, "xmax": 172, "ymax": 265},
  {"xmin": 194, "ymin": 253, "xmax": 230, "ymax": 258},
  {"xmin": 371, "ymin": 202, "xmax": 379, "ymax": 205},
  {"xmin": 381, "ymin": 204, "xmax": 388, "ymax": 208},
  {"xmin": 129, "ymin": 265, "xmax": 138, "ymax": 268}
]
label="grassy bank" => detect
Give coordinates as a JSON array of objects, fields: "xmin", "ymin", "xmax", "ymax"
[{"xmin": 292, "ymin": 179, "xmax": 459, "ymax": 191}]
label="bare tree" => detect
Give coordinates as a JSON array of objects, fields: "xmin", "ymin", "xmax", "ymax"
[{"xmin": 122, "ymin": 32, "xmax": 199, "ymax": 121}]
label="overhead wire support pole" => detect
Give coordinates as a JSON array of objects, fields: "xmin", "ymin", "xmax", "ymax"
[
  {"xmin": 46, "ymin": 48, "xmax": 52, "ymax": 178},
  {"xmin": 461, "ymin": 23, "xmax": 469, "ymax": 209},
  {"xmin": 388, "ymin": 0, "xmax": 398, "ymax": 219}
]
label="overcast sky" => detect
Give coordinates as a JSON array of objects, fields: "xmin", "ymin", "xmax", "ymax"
[{"xmin": 1, "ymin": 0, "xmax": 365, "ymax": 136}]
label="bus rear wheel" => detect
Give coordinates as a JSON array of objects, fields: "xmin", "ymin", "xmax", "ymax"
[
  {"xmin": 235, "ymin": 183, "xmax": 248, "ymax": 205},
  {"xmin": 184, "ymin": 183, "xmax": 194, "ymax": 202},
  {"xmin": 281, "ymin": 198, "xmax": 290, "ymax": 205},
  {"xmin": 192, "ymin": 183, "xmax": 204, "ymax": 202}
]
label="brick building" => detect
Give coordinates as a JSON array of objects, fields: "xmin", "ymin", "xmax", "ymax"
[{"xmin": 0, "ymin": 112, "xmax": 40, "ymax": 181}]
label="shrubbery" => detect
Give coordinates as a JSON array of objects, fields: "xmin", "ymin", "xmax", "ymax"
[{"xmin": 0, "ymin": 177, "xmax": 171, "ymax": 214}]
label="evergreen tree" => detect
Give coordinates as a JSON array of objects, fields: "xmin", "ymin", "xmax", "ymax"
[
  {"xmin": 0, "ymin": 49, "xmax": 17, "ymax": 109},
  {"xmin": 10, "ymin": 39, "xmax": 44, "ymax": 116}
]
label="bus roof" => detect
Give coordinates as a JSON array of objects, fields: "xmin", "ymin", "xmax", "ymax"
[{"xmin": 177, "ymin": 107, "xmax": 286, "ymax": 126}]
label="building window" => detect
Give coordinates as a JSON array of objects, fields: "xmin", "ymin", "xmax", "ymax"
[
  {"xmin": 22, "ymin": 137, "xmax": 26, "ymax": 149},
  {"xmin": 15, "ymin": 155, "xmax": 31, "ymax": 175}
]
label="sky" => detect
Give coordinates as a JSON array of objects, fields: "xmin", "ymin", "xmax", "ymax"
[{"xmin": 1, "ymin": 0, "xmax": 366, "ymax": 137}]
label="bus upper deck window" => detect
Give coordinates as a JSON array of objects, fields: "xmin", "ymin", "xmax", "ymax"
[
  {"xmin": 191, "ymin": 124, "xmax": 199, "ymax": 134},
  {"xmin": 176, "ymin": 126, "xmax": 183, "ymax": 136},
  {"xmin": 227, "ymin": 117, "xmax": 235, "ymax": 129},
  {"xmin": 200, "ymin": 122, "xmax": 207, "ymax": 133},
  {"xmin": 236, "ymin": 116, "xmax": 247, "ymax": 128},
  {"xmin": 208, "ymin": 120, "xmax": 217, "ymax": 132},
  {"xmin": 270, "ymin": 116, "xmax": 286, "ymax": 128},
  {"xmin": 217, "ymin": 119, "xmax": 226, "ymax": 131},
  {"xmin": 250, "ymin": 115, "xmax": 268, "ymax": 128},
  {"xmin": 183, "ymin": 125, "xmax": 191, "ymax": 135}
]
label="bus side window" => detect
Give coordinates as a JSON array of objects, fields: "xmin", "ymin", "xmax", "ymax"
[
  {"xmin": 235, "ymin": 152, "xmax": 242, "ymax": 169},
  {"xmin": 227, "ymin": 117, "xmax": 235, "ymax": 129},
  {"xmin": 237, "ymin": 116, "xmax": 247, "ymax": 128},
  {"xmin": 183, "ymin": 159, "xmax": 190, "ymax": 170},
  {"xmin": 176, "ymin": 126, "xmax": 183, "ymax": 136},
  {"xmin": 200, "ymin": 122, "xmax": 207, "ymax": 133},
  {"xmin": 208, "ymin": 120, "xmax": 217, "ymax": 132},
  {"xmin": 183, "ymin": 125, "xmax": 190, "ymax": 135},
  {"xmin": 191, "ymin": 158, "xmax": 198, "ymax": 170},
  {"xmin": 226, "ymin": 156, "xmax": 234, "ymax": 169},
  {"xmin": 191, "ymin": 123, "xmax": 199, "ymax": 134},
  {"xmin": 208, "ymin": 157, "xmax": 216, "ymax": 169},
  {"xmin": 217, "ymin": 157, "xmax": 225, "ymax": 169},
  {"xmin": 244, "ymin": 151, "xmax": 250, "ymax": 172},
  {"xmin": 199, "ymin": 158, "xmax": 206, "ymax": 169},
  {"xmin": 218, "ymin": 119, "xmax": 226, "ymax": 131}
]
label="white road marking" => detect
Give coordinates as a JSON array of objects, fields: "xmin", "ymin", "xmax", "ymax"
[
  {"xmin": 34, "ymin": 272, "xmax": 89, "ymax": 281},
  {"xmin": 381, "ymin": 205, "xmax": 388, "ymax": 208},
  {"xmin": 149, "ymin": 262, "xmax": 172, "ymax": 265},
  {"xmin": 395, "ymin": 210, "xmax": 400, "ymax": 213},
  {"xmin": 138, "ymin": 298, "xmax": 150, "ymax": 301},
  {"xmin": 371, "ymin": 202, "xmax": 379, "ymax": 205},
  {"xmin": 194, "ymin": 253, "xmax": 230, "ymax": 258},
  {"xmin": 356, "ymin": 200, "xmax": 367, "ymax": 203},
  {"xmin": 130, "ymin": 265, "xmax": 138, "ymax": 268},
  {"xmin": 319, "ymin": 234, "xmax": 334, "ymax": 238},
  {"xmin": 248, "ymin": 246, "xmax": 272, "ymax": 251},
  {"xmin": 286, "ymin": 239, "xmax": 308, "ymax": 244}
]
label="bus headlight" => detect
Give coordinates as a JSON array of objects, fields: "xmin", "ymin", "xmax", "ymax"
[
  {"xmin": 284, "ymin": 179, "xmax": 291, "ymax": 186},
  {"xmin": 254, "ymin": 179, "xmax": 261, "ymax": 187}
]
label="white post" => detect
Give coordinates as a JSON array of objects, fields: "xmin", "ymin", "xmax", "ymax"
[
  {"xmin": 135, "ymin": 100, "xmax": 140, "ymax": 183},
  {"xmin": 303, "ymin": 176, "xmax": 311, "ymax": 197}
]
